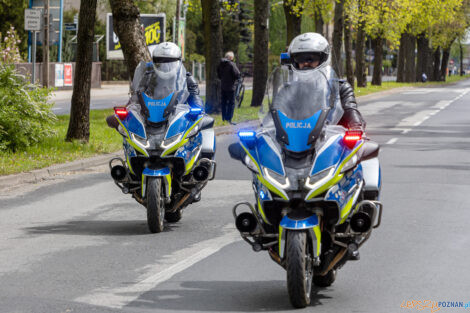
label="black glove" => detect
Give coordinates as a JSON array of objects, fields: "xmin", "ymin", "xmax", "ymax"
[{"xmin": 338, "ymin": 108, "xmax": 366, "ymax": 129}]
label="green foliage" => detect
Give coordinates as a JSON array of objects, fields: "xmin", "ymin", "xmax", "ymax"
[{"xmin": 0, "ymin": 65, "xmax": 56, "ymax": 152}]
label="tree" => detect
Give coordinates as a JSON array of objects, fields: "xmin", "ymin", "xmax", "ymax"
[
  {"xmin": 109, "ymin": 0, "xmax": 151, "ymax": 80},
  {"xmin": 65, "ymin": 0, "xmax": 98, "ymax": 142},
  {"xmin": 343, "ymin": 10, "xmax": 354, "ymax": 87},
  {"xmin": 283, "ymin": 0, "xmax": 304, "ymax": 45},
  {"xmin": 0, "ymin": 0, "xmax": 28, "ymax": 57},
  {"xmin": 201, "ymin": 0, "xmax": 223, "ymax": 112},
  {"xmin": 251, "ymin": 0, "xmax": 269, "ymax": 107},
  {"xmin": 331, "ymin": 0, "xmax": 344, "ymax": 76}
]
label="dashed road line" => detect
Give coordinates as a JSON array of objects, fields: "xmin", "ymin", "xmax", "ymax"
[{"xmin": 386, "ymin": 137, "xmax": 398, "ymax": 145}]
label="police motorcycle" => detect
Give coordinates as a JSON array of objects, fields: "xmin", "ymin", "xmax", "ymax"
[
  {"xmin": 229, "ymin": 65, "xmax": 382, "ymax": 308},
  {"xmin": 109, "ymin": 54, "xmax": 216, "ymax": 233}
]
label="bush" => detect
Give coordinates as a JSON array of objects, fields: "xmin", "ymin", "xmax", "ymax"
[{"xmin": 0, "ymin": 65, "xmax": 56, "ymax": 151}]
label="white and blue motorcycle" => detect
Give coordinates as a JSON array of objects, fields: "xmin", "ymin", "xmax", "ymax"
[
  {"xmin": 230, "ymin": 66, "xmax": 382, "ymax": 307},
  {"xmin": 109, "ymin": 63, "xmax": 216, "ymax": 233}
]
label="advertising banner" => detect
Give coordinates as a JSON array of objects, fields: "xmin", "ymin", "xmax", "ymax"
[
  {"xmin": 106, "ymin": 13, "xmax": 166, "ymax": 60},
  {"xmin": 55, "ymin": 63, "xmax": 64, "ymax": 87},
  {"xmin": 64, "ymin": 63, "xmax": 73, "ymax": 86}
]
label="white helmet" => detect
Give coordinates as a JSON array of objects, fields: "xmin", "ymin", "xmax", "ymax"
[
  {"xmin": 152, "ymin": 42, "xmax": 182, "ymax": 74},
  {"xmin": 288, "ymin": 32, "xmax": 330, "ymax": 70}
]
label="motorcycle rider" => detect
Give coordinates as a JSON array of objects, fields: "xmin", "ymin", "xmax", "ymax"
[
  {"xmin": 287, "ymin": 32, "xmax": 365, "ymax": 129},
  {"xmin": 106, "ymin": 42, "xmax": 203, "ymax": 129}
]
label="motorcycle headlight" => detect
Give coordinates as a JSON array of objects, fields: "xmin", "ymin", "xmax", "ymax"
[
  {"xmin": 243, "ymin": 155, "xmax": 259, "ymax": 173},
  {"xmin": 305, "ymin": 167, "xmax": 335, "ymax": 190},
  {"xmin": 161, "ymin": 133, "xmax": 182, "ymax": 149},
  {"xmin": 263, "ymin": 167, "xmax": 290, "ymax": 189},
  {"xmin": 340, "ymin": 154, "xmax": 358, "ymax": 173},
  {"xmin": 131, "ymin": 133, "xmax": 150, "ymax": 148},
  {"xmin": 187, "ymin": 124, "xmax": 200, "ymax": 138}
]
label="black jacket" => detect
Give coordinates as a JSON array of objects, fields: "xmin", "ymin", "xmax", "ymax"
[
  {"xmin": 217, "ymin": 58, "xmax": 240, "ymax": 92},
  {"xmin": 338, "ymin": 80, "xmax": 365, "ymax": 129}
]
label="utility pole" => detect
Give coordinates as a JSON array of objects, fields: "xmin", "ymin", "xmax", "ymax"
[
  {"xmin": 43, "ymin": 0, "xmax": 50, "ymax": 87},
  {"xmin": 175, "ymin": 0, "xmax": 181, "ymax": 44}
]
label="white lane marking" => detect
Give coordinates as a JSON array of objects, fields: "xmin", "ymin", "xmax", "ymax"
[
  {"xmin": 75, "ymin": 225, "xmax": 240, "ymax": 309},
  {"xmin": 386, "ymin": 137, "xmax": 398, "ymax": 145},
  {"xmin": 432, "ymin": 100, "xmax": 451, "ymax": 110},
  {"xmin": 392, "ymin": 109, "xmax": 439, "ymax": 130}
]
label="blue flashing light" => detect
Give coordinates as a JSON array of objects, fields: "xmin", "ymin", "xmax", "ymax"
[
  {"xmin": 238, "ymin": 131, "xmax": 256, "ymax": 138},
  {"xmin": 259, "ymin": 190, "xmax": 266, "ymax": 200},
  {"xmin": 280, "ymin": 52, "xmax": 290, "ymax": 60},
  {"xmin": 189, "ymin": 107, "xmax": 202, "ymax": 114}
]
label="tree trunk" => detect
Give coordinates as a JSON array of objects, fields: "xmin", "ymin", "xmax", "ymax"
[
  {"xmin": 109, "ymin": 0, "xmax": 151, "ymax": 81},
  {"xmin": 343, "ymin": 12, "xmax": 354, "ymax": 87},
  {"xmin": 416, "ymin": 32, "xmax": 429, "ymax": 81},
  {"xmin": 397, "ymin": 33, "xmax": 405, "ymax": 82},
  {"xmin": 315, "ymin": 10, "xmax": 324, "ymax": 35},
  {"xmin": 432, "ymin": 47, "xmax": 441, "ymax": 81},
  {"xmin": 371, "ymin": 36, "xmax": 383, "ymax": 86},
  {"xmin": 403, "ymin": 32, "xmax": 416, "ymax": 82},
  {"xmin": 332, "ymin": 0, "xmax": 344, "ymax": 76},
  {"xmin": 201, "ymin": 0, "xmax": 223, "ymax": 113},
  {"xmin": 251, "ymin": 0, "xmax": 269, "ymax": 107},
  {"xmin": 355, "ymin": 21, "xmax": 367, "ymax": 87},
  {"xmin": 440, "ymin": 47, "xmax": 451, "ymax": 81},
  {"xmin": 283, "ymin": 0, "xmax": 302, "ymax": 46},
  {"xmin": 460, "ymin": 43, "xmax": 464, "ymax": 76},
  {"xmin": 65, "ymin": 0, "xmax": 97, "ymax": 142}
]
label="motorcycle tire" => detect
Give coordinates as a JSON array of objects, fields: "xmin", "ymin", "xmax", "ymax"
[
  {"xmin": 146, "ymin": 177, "xmax": 165, "ymax": 233},
  {"xmin": 313, "ymin": 269, "xmax": 336, "ymax": 287},
  {"xmin": 286, "ymin": 231, "xmax": 313, "ymax": 308},
  {"xmin": 165, "ymin": 210, "xmax": 182, "ymax": 223}
]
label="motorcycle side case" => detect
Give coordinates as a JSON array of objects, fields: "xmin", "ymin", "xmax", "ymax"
[
  {"xmin": 361, "ymin": 157, "xmax": 381, "ymax": 199},
  {"xmin": 201, "ymin": 128, "xmax": 216, "ymax": 156}
]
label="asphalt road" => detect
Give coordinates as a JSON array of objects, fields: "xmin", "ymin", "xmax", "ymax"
[{"xmin": 2, "ymin": 79, "xmax": 470, "ymax": 313}]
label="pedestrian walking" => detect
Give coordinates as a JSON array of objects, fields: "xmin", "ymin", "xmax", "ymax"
[{"xmin": 217, "ymin": 51, "xmax": 240, "ymax": 124}]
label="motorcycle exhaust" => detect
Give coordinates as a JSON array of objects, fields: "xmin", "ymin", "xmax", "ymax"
[
  {"xmin": 235, "ymin": 212, "xmax": 258, "ymax": 233},
  {"xmin": 111, "ymin": 165, "xmax": 128, "ymax": 182}
]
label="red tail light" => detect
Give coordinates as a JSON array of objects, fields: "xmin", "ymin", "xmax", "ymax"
[
  {"xmin": 343, "ymin": 130, "xmax": 363, "ymax": 149},
  {"xmin": 114, "ymin": 107, "xmax": 128, "ymax": 120}
]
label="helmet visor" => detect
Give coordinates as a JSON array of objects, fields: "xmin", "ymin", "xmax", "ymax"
[
  {"xmin": 154, "ymin": 60, "xmax": 180, "ymax": 73},
  {"xmin": 293, "ymin": 53, "xmax": 322, "ymax": 64}
]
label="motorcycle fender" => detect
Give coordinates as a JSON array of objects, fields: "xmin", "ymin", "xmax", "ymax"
[
  {"xmin": 141, "ymin": 167, "xmax": 172, "ymax": 199},
  {"xmin": 278, "ymin": 215, "xmax": 321, "ymax": 260}
]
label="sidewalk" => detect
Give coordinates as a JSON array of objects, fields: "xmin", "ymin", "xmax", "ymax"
[{"xmin": 50, "ymin": 84, "xmax": 131, "ymax": 102}]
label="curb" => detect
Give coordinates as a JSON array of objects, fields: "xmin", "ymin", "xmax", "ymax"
[{"xmin": 0, "ymin": 121, "xmax": 259, "ymax": 189}]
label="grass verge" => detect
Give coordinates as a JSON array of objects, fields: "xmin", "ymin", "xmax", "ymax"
[
  {"xmin": 1, "ymin": 74, "xmax": 469, "ymax": 176},
  {"xmin": 0, "ymin": 109, "xmax": 121, "ymax": 175}
]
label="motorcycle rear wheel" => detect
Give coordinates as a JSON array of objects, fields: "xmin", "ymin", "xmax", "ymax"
[
  {"xmin": 286, "ymin": 231, "xmax": 313, "ymax": 308},
  {"xmin": 146, "ymin": 177, "xmax": 165, "ymax": 233}
]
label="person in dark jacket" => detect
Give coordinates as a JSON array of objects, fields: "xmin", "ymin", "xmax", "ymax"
[{"xmin": 217, "ymin": 51, "xmax": 240, "ymax": 124}]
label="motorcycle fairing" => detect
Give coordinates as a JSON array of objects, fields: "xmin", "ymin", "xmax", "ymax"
[
  {"xmin": 142, "ymin": 92, "xmax": 173, "ymax": 124},
  {"xmin": 305, "ymin": 139, "xmax": 364, "ymax": 200},
  {"xmin": 278, "ymin": 215, "xmax": 321, "ymax": 259},
  {"xmin": 175, "ymin": 133, "xmax": 203, "ymax": 175},
  {"xmin": 123, "ymin": 140, "xmax": 137, "ymax": 174},
  {"xmin": 310, "ymin": 134, "xmax": 343, "ymax": 176},
  {"xmin": 324, "ymin": 164, "xmax": 364, "ymax": 223},
  {"xmin": 277, "ymin": 110, "xmax": 322, "ymax": 152},
  {"xmin": 161, "ymin": 111, "xmax": 203, "ymax": 157},
  {"xmin": 254, "ymin": 181, "xmax": 273, "ymax": 224},
  {"xmin": 239, "ymin": 135, "xmax": 289, "ymax": 200},
  {"xmin": 141, "ymin": 167, "xmax": 172, "ymax": 199},
  {"xmin": 114, "ymin": 111, "xmax": 149, "ymax": 157}
]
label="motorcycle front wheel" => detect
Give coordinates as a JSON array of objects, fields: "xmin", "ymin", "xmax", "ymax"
[
  {"xmin": 146, "ymin": 177, "xmax": 165, "ymax": 233},
  {"xmin": 286, "ymin": 230, "xmax": 313, "ymax": 308}
]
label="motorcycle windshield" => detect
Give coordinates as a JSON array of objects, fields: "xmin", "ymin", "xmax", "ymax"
[
  {"xmin": 261, "ymin": 66, "xmax": 343, "ymax": 152},
  {"xmin": 132, "ymin": 61, "xmax": 189, "ymax": 124}
]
